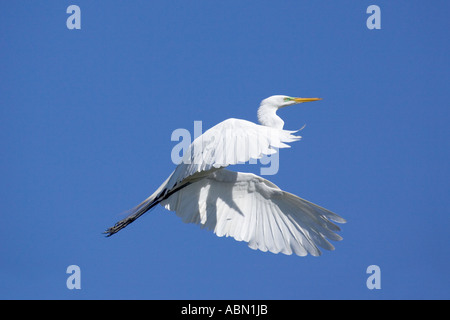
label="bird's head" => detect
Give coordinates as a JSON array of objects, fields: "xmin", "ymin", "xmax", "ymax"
[
  {"xmin": 261, "ymin": 95, "xmax": 322, "ymax": 109},
  {"xmin": 257, "ymin": 95, "xmax": 322, "ymax": 129}
]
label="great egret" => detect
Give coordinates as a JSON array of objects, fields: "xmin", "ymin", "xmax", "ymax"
[{"xmin": 105, "ymin": 95, "xmax": 345, "ymax": 257}]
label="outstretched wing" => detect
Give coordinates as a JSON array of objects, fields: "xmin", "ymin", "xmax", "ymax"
[
  {"xmin": 161, "ymin": 169, "xmax": 346, "ymax": 257},
  {"xmin": 165, "ymin": 118, "xmax": 301, "ymax": 191},
  {"xmin": 105, "ymin": 119, "xmax": 301, "ymax": 237}
]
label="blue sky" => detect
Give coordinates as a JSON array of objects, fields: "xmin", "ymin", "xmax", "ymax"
[{"xmin": 1, "ymin": 1, "xmax": 449, "ymax": 299}]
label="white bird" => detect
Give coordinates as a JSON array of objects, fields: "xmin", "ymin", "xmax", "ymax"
[{"xmin": 105, "ymin": 95, "xmax": 346, "ymax": 257}]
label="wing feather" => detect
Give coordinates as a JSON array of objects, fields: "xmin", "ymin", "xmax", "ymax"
[
  {"xmin": 165, "ymin": 119, "xmax": 301, "ymax": 191},
  {"xmin": 161, "ymin": 169, "xmax": 345, "ymax": 257}
]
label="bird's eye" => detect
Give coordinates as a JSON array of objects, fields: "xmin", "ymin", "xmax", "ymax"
[{"xmin": 283, "ymin": 97, "xmax": 292, "ymax": 102}]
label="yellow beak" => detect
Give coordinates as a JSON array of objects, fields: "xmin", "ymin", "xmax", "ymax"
[{"xmin": 293, "ymin": 97, "xmax": 322, "ymax": 103}]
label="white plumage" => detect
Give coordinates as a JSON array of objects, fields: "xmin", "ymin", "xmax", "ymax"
[
  {"xmin": 105, "ymin": 95, "xmax": 345, "ymax": 257},
  {"xmin": 166, "ymin": 118, "xmax": 301, "ymax": 191},
  {"xmin": 162, "ymin": 169, "xmax": 345, "ymax": 256}
]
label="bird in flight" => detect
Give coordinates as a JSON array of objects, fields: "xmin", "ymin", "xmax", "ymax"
[{"xmin": 105, "ymin": 95, "xmax": 346, "ymax": 257}]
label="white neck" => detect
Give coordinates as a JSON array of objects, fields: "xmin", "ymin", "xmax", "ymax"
[{"xmin": 257, "ymin": 103, "xmax": 284, "ymax": 129}]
